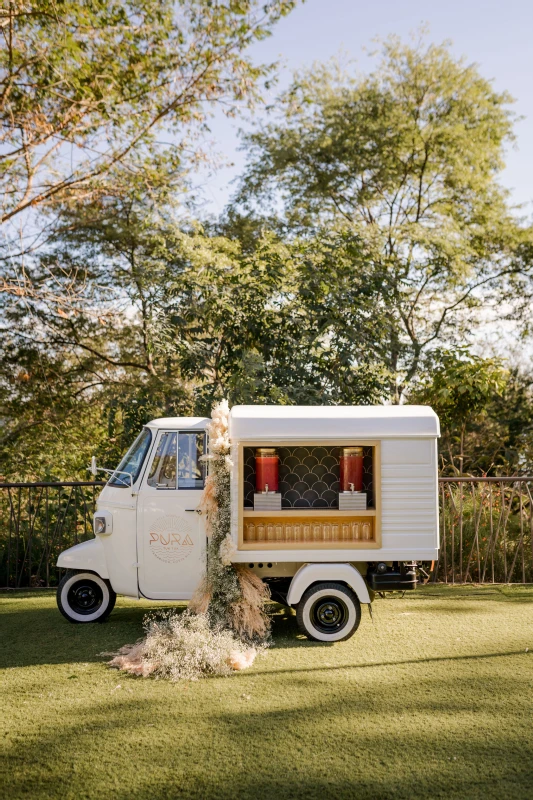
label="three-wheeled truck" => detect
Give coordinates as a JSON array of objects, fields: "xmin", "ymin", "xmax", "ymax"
[{"xmin": 56, "ymin": 405, "xmax": 440, "ymax": 641}]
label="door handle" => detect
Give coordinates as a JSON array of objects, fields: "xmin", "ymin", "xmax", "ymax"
[{"xmin": 185, "ymin": 509, "xmax": 203, "ymax": 515}]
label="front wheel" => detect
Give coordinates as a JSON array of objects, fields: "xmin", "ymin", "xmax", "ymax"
[
  {"xmin": 57, "ymin": 570, "xmax": 116, "ymax": 623},
  {"xmin": 296, "ymin": 582, "xmax": 361, "ymax": 642}
]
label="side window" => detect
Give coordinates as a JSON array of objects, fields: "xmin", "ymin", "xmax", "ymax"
[
  {"xmin": 147, "ymin": 432, "xmax": 177, "ymax": 489},
  {"xmin": 178, "ymin": 432, "xmax": 206, "ymax": 490}
]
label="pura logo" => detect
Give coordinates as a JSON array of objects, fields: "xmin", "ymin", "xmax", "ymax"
[{"xmin": 148, "ymin": 515, "xmax": 195, "ymax": 563}]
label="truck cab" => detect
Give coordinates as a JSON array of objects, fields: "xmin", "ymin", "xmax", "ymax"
[{"xmin": 57, "ymin": 417, "xmax": 209, "ymax": 622}]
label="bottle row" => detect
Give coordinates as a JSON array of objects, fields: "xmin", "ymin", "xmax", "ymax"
[{"xmin": 243, "ymin": 520, "xmax": 374, "ymax": 544}]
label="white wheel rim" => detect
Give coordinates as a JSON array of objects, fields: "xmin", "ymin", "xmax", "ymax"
[
  {"xmin": 61, "ymin": 572, "xmax": 110, "ymax": 622},
  {"xmin": 302, "ymin": 588, "xmax": 356, "ymax": 642}
]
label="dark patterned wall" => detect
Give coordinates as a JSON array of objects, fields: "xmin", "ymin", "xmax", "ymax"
[{"xmin": 243, "ymin": 446, "xmax": 374, "ymax": 509}]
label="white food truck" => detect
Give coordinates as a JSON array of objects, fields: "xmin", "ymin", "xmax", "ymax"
[{"xmin": 56, "ymin": 405, "xmax": 440, "ymax": 641}]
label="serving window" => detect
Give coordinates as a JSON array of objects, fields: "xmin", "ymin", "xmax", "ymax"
[{"xmin": 238, "ymin": 441, "xmax": 381, "ymax": 549}]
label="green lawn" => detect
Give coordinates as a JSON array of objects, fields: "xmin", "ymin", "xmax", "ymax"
[{"xmin": 1, "ymin": 586, "xmax": 532, "ymax": 800}]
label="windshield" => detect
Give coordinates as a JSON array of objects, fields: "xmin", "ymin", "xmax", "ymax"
[{"xmin": 108, "ymin": 428, "xmax": 152, "ymax": 487}]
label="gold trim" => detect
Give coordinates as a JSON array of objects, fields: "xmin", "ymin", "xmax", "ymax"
[
  {"xmin": 238, "ymin": 540, "xmax": 382, "ymax": 551},
  {"xmin": 243, "ymin": 509, "xmax": 376, "ymax": 518}
]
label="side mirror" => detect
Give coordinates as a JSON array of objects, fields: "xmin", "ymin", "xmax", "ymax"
[{"xmin": 88, "ymin": 457, "xmax": 133, "ymax": 490}]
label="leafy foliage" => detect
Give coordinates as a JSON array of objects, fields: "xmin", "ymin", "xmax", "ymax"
[
  {"xmin": 413, "ymin": 349, "xmax": 508, "ymax": 429},
  {"xmin": 0, "ymin": 0, "xmax": 296, "ymax": 228},
  {"xmin": 2, "ymin": 30, "xmax": 533, "ymax": 480},
  {"xmin": 1, "ymin": 196, "xmax": 394, "ymax": 478},
  {"xmin": 409, "ymin": 349, "xmax": 510, "ymax": 474},
  {"xmin": 235, "ymin": 36, "xmax": 532, "ymax": 399}
]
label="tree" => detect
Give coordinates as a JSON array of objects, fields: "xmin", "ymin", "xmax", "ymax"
[
  {"xmin": 0, "ymin": 0, "xmax": 296, "ymax": 279},
  {"xmin": 425, "ymin": 364, "xmax": 533, "ymax": 475},
  {"xmin": 174, "ymin": 227, "xmax": 391, "ymax": 409},
  {"xmin": 234, "ymin": 36, "xmax": 532, "ymax": 400},
  {"xmin": 0, "ymin": 188, "xmax": 197, "ymax": 477},
  {"xmin": 409, "ymin": 348, "xmax": 508, "ymax": 474},
  {"xmin": 0, "ymin": 196, "xmax": 393, "ymax": 478}
]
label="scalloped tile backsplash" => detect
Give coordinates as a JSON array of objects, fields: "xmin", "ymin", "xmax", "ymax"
[{"xmin": 243, "ymin": 446, "xmax": 373, "ymax": 509}]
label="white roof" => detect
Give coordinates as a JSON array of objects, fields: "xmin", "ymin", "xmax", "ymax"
[
  {"xmin": 229, "ymin": 405, "xmax": 439, "ymax": 439},
  {"xmin": 146, "ymin": 417, "xmax": 209, "ymax": 430}
]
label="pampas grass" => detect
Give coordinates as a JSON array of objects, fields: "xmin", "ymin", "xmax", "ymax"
[
  {"xmin": 230, "ymin": 565, "xmax": 271, "ymax": 640},
  {"xmin": 189, "ymin": 399, "xmax": 271, "ymax": 644}
]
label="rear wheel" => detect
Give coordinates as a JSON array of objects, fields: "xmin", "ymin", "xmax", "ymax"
[
  {"xmin": 57, "ymin": 570, "xmax": 116, "ymax": 623},
  {"xmin": 296, "ymin": 582, "xmax": 361, "ymax": 642}
]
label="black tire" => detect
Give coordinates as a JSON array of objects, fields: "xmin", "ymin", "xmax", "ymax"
[
  {"xmin": 296, "ymin": 582, "xmax": 361, "ymax": 642},
  {"xmin": 57, "ymin": 570, "xmax": 116, "ymax": 624}
]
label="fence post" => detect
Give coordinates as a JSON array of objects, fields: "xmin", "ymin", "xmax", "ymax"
[{"xmin": 0, "ymin": 481, "xmax": 105, "ymax": 589}]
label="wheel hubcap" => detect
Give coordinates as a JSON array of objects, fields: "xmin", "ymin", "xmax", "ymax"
[
  {"xmin": 311, "ymin": 596, "xmax": 349, "ymax": 634},
  {"xmin": 67, "ymin": 580, "xmax": 104, "ymax": 615}
]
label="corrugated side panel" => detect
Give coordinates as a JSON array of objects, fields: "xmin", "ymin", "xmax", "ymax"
[{"xmin": 381, "ymin": 439, "xmax": 439, "ymax": 552}]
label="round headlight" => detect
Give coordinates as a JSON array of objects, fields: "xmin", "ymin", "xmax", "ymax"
[{"xmin": 94, "ymin": 516, "xmax": 106, "ymax": 535}]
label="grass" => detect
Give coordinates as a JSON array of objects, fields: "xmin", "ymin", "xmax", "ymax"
[{"xmin": 1, "ymin": 586, "xmax": 532, "ymax": 800}]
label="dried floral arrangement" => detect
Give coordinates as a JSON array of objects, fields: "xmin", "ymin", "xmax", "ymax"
[
  {"xmin": 108, "ymin": 611, "xmax": 257, "ymax": 680},
  {"xmin": 189, "ymin": 399, "xmax": 271, "ymax": 641},
  {"xmin": 109, "ymin": 400, "xmax": 270, "ymax": 680}
]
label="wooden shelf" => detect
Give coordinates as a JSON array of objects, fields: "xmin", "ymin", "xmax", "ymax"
[
  {"xmin": 243, "ymin": 508, "xmax": 376, "ymax": 517},
  {"xmin": 238, "ymin": 539, "xmax": 382, "ymax": 550}
]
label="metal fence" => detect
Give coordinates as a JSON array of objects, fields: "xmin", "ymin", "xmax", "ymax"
[
  {"xmin": 1, "ymin": 478, "xmax": 532, "ymax": 588},
  {"xmin": 0, "ymin": 482, "xmax": 105, "ymax": 589},
  {"xmin": 436, "ymin": 478, "xmax": 533, "ymax": 584}
]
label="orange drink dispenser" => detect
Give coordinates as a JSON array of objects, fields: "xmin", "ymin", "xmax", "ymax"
[
  {"xmin": 255, "ymin": 447, "xmax": 279, "ymax": 493},
  {"xmin": 340, "ymin": 446, "xmax": 363, "ymax": 492}
]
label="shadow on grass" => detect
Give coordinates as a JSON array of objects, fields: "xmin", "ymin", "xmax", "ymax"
[
  {"xmin": 1, "ymin": 586, "xmax": 532, "ymax": 670},
  {"xmin": 0, "ymin": 601, "xmax": 184, "ymax": 669},
  {"xmin": 2, "ymin": 593, "xmax": 531, "ymax": 671},
  {"xmin": 3, "ymin": 670, "xmax": 533, "ymax": 800},
  {"xmin": 246, "ymin": 649, "xmax": 532, "ymax": 678},
  {"xmin": 0, "ymin": 599, "xmax": 317, "ymax": 669}
]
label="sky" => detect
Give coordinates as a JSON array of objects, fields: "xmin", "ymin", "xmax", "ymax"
[{"xmin": 195, "ymin": 0, "xmax": 533, "ymax": 217}]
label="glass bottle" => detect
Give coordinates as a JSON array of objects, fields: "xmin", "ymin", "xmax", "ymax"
[{"xmin": 246, "ymin": 523, "xmax": 256, "ymax": 542}]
